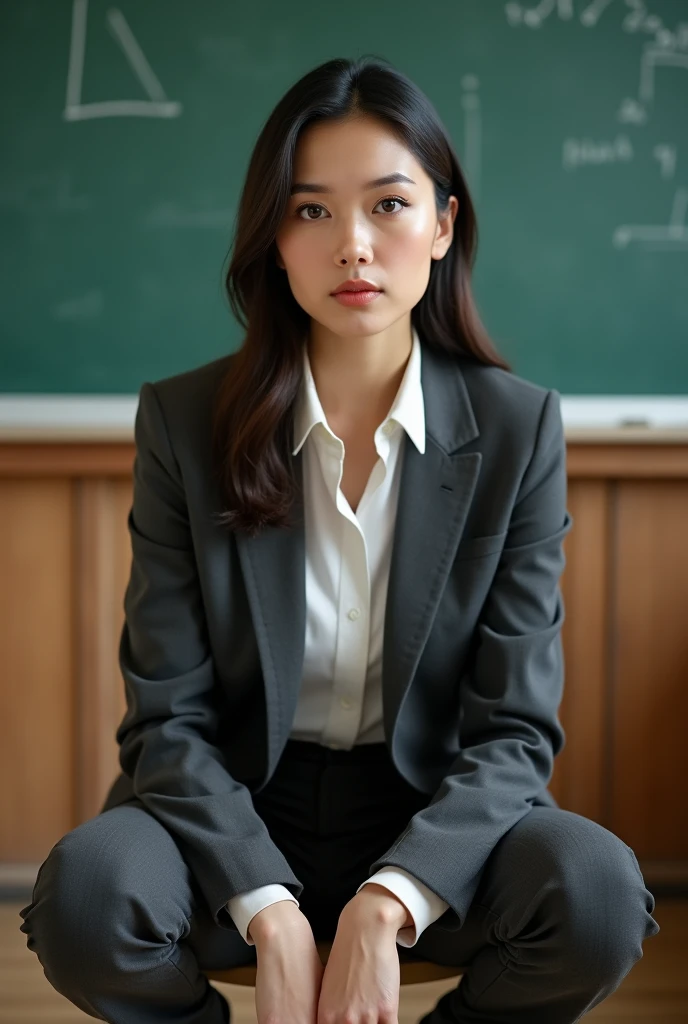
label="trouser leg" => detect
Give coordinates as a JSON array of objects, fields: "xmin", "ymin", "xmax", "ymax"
[
  {"xmin": 23, "ymin": 744, "xmax": 656, "ymax": 1024},
  {"xmin": 17, "ymin": 740, "xmax": 417, "ymax": 1023},
  {"xmin": 411, "ymin": 807, "xmax": 660, "ymax": 1024},
  {"xmin": 18, "ymin": 801, "xmax": 254, "ymax": 1024}
]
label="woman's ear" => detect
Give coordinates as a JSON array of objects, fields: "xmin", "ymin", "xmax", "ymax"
[{"xmin": 431, "ymin": 195, "xmax": 458, "ymax": 261}]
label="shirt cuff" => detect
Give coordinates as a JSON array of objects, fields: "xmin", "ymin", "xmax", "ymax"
[
  {"xmin": 226, "ymin": 885, "xmax": 300, "ymax": 945},
  {"xmin": 356, "ymin": 867, "xmax": 449, "ymax": 947}
]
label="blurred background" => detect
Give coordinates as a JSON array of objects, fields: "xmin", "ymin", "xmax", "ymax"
[{"xmin": 1, "ymin": 1, "xmax": 687, "ymax": 1021}]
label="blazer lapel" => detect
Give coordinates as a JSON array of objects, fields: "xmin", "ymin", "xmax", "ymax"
[
  {"xmin": 235, "ymin": 341, "xmax": 481, "ymax": 784},
  {"xmin": 383, "ymin": 344, "xmax": 481, "ymax": 782}
]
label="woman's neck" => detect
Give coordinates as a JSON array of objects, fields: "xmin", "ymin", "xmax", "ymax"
[{"xmin": 306, "ymin": 323, "xmax": 413, "ymax": 430}]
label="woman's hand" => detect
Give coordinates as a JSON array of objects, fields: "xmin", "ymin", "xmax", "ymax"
[
  {"xmin": 316, "ymin": 889, "xmax": 407, "ymax": 1024},
  {"xmin": 252, "ymin": 901, "xmax": 325, "ymax": 1024}
]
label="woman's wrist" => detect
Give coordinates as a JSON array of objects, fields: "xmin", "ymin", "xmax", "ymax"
[
  {"xmin": 346, "ymin": 883, "xmax": 412, "ymax": 929},
  {"xmin": 248, "ymin": 899, "xmax": 305, "ymax": 944}
]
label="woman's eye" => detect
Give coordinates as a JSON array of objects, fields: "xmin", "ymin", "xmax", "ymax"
[
  {"xmin": 377, "ymin": 197, "xmax": 408, "ymax": 215},
  {"xmin": 295, "ymin": 196, "xmax": 409, "ymax": 220}
]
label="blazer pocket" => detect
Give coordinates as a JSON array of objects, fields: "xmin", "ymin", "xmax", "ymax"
[{"xmin": 455, "ymin": 530, "xmax": 508, "ymax": 561}]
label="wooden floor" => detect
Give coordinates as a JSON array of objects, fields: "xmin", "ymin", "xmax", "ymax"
[{"xmin": 2, "ymin": 897, "xmax": 686, "ymax": 1023}]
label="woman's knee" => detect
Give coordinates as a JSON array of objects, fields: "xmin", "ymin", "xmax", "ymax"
[
  {"xmin": 19, "ymin": 804, "xmax": 193, "ymax": 996},
  {"xmin": 506, "ymin": 807, "xmax": 659, "ymax": 973}
]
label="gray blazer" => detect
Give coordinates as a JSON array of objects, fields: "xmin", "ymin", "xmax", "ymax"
[{"xmin": 101, "ymin": 337, "xmax": 573, "ymax": 936}]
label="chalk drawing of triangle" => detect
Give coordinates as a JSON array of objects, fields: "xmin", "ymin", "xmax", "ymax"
[{"xmin": 64, "ymin": 0, "xmax": 182, "ymax": 120}]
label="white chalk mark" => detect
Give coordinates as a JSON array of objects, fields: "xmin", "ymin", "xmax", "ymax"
[
  {"xmin": 0, "ymin": 170, "xmax": 93, "ymax": 211},
  {"xmin": 613, "ymin": 188, "xmax": 688, "ymax": 248},
  {"xmin": 642, "ymin": 15, "xmax": 663, "ymax": 34},
  {"xmin": 623, "ymin": 0, "xmax": 648, "ymax": 34},
  {"xmin": 106, "ymin": 8, "xmax": 167, "ymax": 102},
  {"xmin": 65, "ymin": 0, "xmax": 87, "ymax": 111},
  {"xmin": 63, "ymin": 0, "xmax": 182, "ymax": 121},
  {"xmin": 461, "ymin": 76, "xmax": 482, "ymax": 203},
  {"xmin": 504, "ymin": 3, "xmax": 524, "ymax": 26},
  {"xmin": 52, "ymin": 289, "xmax": 104, "ymax": 321},
  {"xmin": 640, "ymin": 47, "xmax": 688, "ymax": 103},
  {"xmin": 562, "ymin": 135, "xmax": 633, "ymax": 171},
  {"xmin": 64, "ymin": 100, "xmax": 181, "ymax": 120},
  {"xmin": 505, "ymin": 0, "xmax": 572, "ymax": 27},
  {"xmin": 524, "ymin": 0, "xmax": 556, "ymax": 29},
  {"xmin": 653, "ymin": 145, "xmax": 677, "ymax": 179},
  {"xmin": 655, "ymin": 30, "xmax": 676, "ymax": 48},
  {"xmin": 622, "ymin": 1, "xmax": 665, "ymax": 38},
  {"xmin": 580, "ymin": 0, "xmax": 615, "ymax": 27},
  {"xmin": 613, "ymin": 225, "xmax": 688, "ymax": 247},
  {"xmin": 506, "ymin": 0, "xmax": 675, "ymax": 37},
  {"xmin": 670, "ymin": 188, "xmax": 688, "ymax": 229},
  {"xmin": 617, "ymin": 96, "xmax": 647, "ymax": 123},
  {"xmin": 640, "ymin": 240, "xmax": 688, "ymax": 250}
]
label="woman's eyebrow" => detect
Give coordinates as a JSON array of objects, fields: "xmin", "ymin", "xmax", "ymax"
[{"xmin": 289, "ymin": 172, "xmax": 416, "ymax": 196}]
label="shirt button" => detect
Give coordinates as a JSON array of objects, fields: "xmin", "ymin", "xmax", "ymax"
[
  {"xmin": 348, "ymin": 608, "xmax": 360, "ymax": 621},
  {"xmin": 340, "ymin": 697, "xmax": 352, "ymax": 710}
]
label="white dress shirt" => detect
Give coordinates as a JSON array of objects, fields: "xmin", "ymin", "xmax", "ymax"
[{"xmin": 226, "ymin": 327, "xmax": 449, "ymax": 946}]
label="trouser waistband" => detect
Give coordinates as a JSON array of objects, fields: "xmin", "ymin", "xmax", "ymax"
[{"xmin": 280, "ymin": 738, "xmax": 392, "ymax": 765}]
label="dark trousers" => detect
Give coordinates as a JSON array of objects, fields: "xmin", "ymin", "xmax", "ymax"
[{"xmin": 19, "ymin": 738, "xmax": 659, "ymax": 1024}]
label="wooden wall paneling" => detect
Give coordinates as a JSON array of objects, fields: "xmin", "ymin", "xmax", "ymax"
[
  {"xmin": 611, "ymin": 480, "xmax": 688, "ymax": 862},
  {"xmin": 565, "ymin": 443, "xmax": 688, "ymax": 479},
  {"xmin": 550, "ymin": 479, "xmax": 610, "ymax": 822},
  {"xmin": 73, "ymin": 478, "xmax": 133, "ymax": 825},
  {"xmin": 112, "ymin": 481, "xmax": 134, "ymax": 784},
  {"xmin": 0, "ymin": 479, "xmax": 74, "ymax": 862},
  {"xmin": 2, "ymin": 439, "xmax": 688, "ymax": 885},
  {"xmin": 0, "ymin": 443, "xmax": 134, "ymax": 478}
]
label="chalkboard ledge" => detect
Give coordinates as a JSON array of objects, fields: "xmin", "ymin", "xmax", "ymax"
[{"xmin": 0, "ymin": 395, "xmax": 687, "ymax": 443}]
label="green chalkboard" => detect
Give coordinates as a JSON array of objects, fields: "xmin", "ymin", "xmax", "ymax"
[{"xmin": 1, "ymin": 0, "xmax": 687, "ymax": 394}]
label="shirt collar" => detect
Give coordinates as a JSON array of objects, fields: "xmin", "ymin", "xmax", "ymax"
[{"xmin": 291, "ymin": 326, "xmax": 426, "ymax": 456}]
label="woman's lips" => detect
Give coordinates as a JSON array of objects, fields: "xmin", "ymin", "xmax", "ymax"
[{"xmin": 331, "ymin": 289, "xmax": 383, "ymax": 306}]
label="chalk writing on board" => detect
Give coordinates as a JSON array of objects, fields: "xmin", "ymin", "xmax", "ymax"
[
  {"xmin": 505, "ymin": 0, "xmax": 685, "ymax": 40},
  {"xmin": 581, "ymin": 0, "xmax": 616, "ymax": 27},
  {"xmin": 640, "ymin": 46, "xmax": 688, "ymax": 102},
  {"xmin": 618, "ymin": 36, "xmax": 688, "ymax": 123},
  {"xmin": 505, "ymin": 1, "xmax": 687, "ymax": 251},
  {"xmin": 461, "ymin": 75, "xmax": 482, "ymax": 202},
  {"xmin": 654, "ymin": 145, "xmax": 677, "ymax": 179},
  {"xmin": 0, "ymin": 169, "xmax": 93, "ymax": 213},
  {"xmin": 64, "ymin": 0, "xmax": 182, "ymax": 121},
  {"xmin": 613, "ymin": 188, "xmax": 688, "ymax": 248},
  {"xmin": 617, "ymin": 98, "xmax": 647, "ymax": 124},
  {"xmin": 562, "ymin": 135, "xmax": 633, "ymax": 170},
  {"xmin": 505, "ymin": 0, "xmax": 574, "ymax": 29}
]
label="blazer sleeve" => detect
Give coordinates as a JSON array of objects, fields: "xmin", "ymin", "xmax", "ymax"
[
  {"xmin": 115, "ymin": 381, "xmax": 304, "ymax": 930},
  {"xmin": 367, "ymin": 388, "xmax": 573, "ymax": 930}
]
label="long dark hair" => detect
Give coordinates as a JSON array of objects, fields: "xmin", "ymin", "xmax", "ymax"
[{"xmin": 211, "ymin": 55, "xmax": 511, "ymax": 537}]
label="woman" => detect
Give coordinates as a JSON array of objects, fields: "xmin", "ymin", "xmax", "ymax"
[{"xmin": 20, "ymin": 55, "xmax": 658, "ymax": 1024}]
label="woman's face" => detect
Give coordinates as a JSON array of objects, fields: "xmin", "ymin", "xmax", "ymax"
[{"xmin": 274, "ymin": 115, "xmax": 457, "ymax": 336}]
